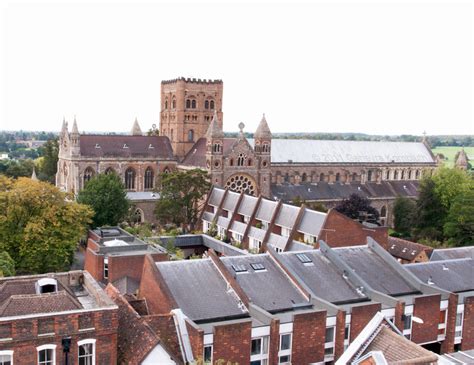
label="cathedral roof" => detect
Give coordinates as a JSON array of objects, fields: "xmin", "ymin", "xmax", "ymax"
[
  {"xmin": 247, "ymin": 139, "xmax": 436, "ymax": 164},
  {"xmin": 131, "ymin": 118, "xmax": 143, "ymax": 136},
  {"xmin": 254, "ymin": 114, "xmax": 272, "ymax": 139},
  {"xmin": 79, "ymin": 135, "xmax": 174, "ymax": 159},
  {"xmin": 205, "ymin": 111, "xmax": 224, "ymax": 139},
  {"xmin": 181, "ymin": 137, "xmax": 237, "ymax": 167},
  {"xmin": 455, "ymin": 149, "xmax": 468, "ymax": 166}
]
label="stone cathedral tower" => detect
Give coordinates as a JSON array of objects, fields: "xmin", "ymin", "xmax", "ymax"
[{"xmin": 160, "ymin": 77, "xmax": 224, "ymax": 159}]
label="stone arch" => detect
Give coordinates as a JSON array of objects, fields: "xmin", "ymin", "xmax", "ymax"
[
  {"xmin": 104, "ymin": 167, "xmax": 116, "ymax": 175},
  {"xmin": 83, "ymin": 167, "xmax": 95, "ymax": 187},
  {"xmin": 125, "ymin": 167, "xmax": 136, "ymax": 190},
  {"xmin": 225, "ymin": 174, "xmax": 257, "ymax": 196},
  {"xmin": 132, "ymin": 208, "xmax": 144, "ymax": 224},
  {"xmin": 144, "ymin": 166, "xmax": 154, "ymax": 190}
]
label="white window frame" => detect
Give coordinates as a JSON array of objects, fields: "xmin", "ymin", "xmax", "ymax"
[
  {"xmin": 281, "ymin": 227, "xmax": 291, "ymax": 238},
  {"xmin": 37, "ymin": 344, "xmax": 56, "ymax": 365},
  {"xmin": 250, "ymin": 238, "xmax": 262, "ymax": 251},
  {"xmin": 0, "ymin": 350, "xmax": 13, "ymax": 365},
  {"xmin": 243, "ymin": 215, "xmax": 250, "ymax": 224},
  {"xmin": 303, "ymin": 233, "xmax": 316, "ymax": 244},
  {"xmin": 455, "ymin": 304, "xmax": 464, "ymax": 344},
  {"xmin": 203, "ymin": 344, "xmax": 213, "ymax": 365},
  {"xmin": 278, "ymin": 333, "xmax": 292, "ymax": 364},
  {"xmin": 324, "ymin": 326, "xmax": 336, "ymax": 360},
  {"xmin": 261, "ymin": 221, "xmax": 269, "ymax": 231},
  {"xmin": 438, "ymin": 301, "xmax": 449, "ymax": 340},
  {"xmin": 250, "ymin": 336, "xmax": 269, "ymax": 365},
  {"xmin": 217, "ymin": 226, "xmax": 226, "ymax": 238},
  {"xmin": 78, "ymin": 339, "xmax": 96, "ymax": 365},
  {"xmin": 103, "ymin": 257, "xmax": 109, "ymax": 279},
  {"xmin": 403, "ymin": 305, "xmax": 413, "ymax": 339},
  {"xmin": 232, "ymin": 231, "xmax": 243, "ymax": 243},
  {"xmin": 203, "ymin": 221, "xmax": 211, "ymax": 233}
]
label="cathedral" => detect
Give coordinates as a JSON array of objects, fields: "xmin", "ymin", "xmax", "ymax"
[{"xmin": 56, "ymin": 77, "xmax": 437, "ymax": 225}]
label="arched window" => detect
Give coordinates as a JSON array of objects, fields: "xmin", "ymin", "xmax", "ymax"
[
  {"xmin": 164, "ymin": 99, "xmax": 168, "ymax": 109},
  {"xmin": 191, "ymin": 99, "xmax": 196, "ymax": 109},
  {"xmin": 262, "ymin": 143, "xmax": 270, "ymax": 153},
  {"xmin": 248, "ymin": 158, "xmax": 252, "ymax": 166},
  {"xmin": 83, "ymin": 167, "xmax": 95, "ymax": 186},
  {"xmin": 172, "ymin": 98, "xmax": 176, "ymax": 109},
  {"xmin": 401, "ymin": 170, "xmax": 405, "ymax": 179},
  {"xmin": 237, "ymin": 153, "xmax": 245, "ymax": 166},
  {"xmin": 163, "ymin": 167, "xmax": 170, "ymax": 174},
  {"xmin": 132, "ymin": 208, "xmax": 144, "ymax": 224},
  {"xmin": 385, "ymin": 170, "xmax": 390, "ymax": 180},
  {"xmin": 352, "ymin": 173, "xmax": 357, "ymax": 182},
  {"xmin": 188, "ymin": 130, "xmax": 194, "ymax": 142},
  {"xmin": 105, "ymin": 167, "xmax": 115, "ymax": 175},
  {"xmin": 284, "ymin": 173, "xmax": 290, "ymax": 183},
  {"xmin": 320, "ymin": 173, "xmax": 325, "ymax": 182},
  {"xmin": 125, "ymin": 168, "xmax": 136, "ymax": 190},
  {"xmin": 302, "ymin": 173, "xmax": 307, "ymax": 182},
  {"xmin": 213, "ymin": 143, "xmax": 221, "ymax": 153},
  {"xmin": 186, "ymin": 99, "xmax": 191, "ymax": 109},
  {"xmin": 367, "ymin": 170, "xmax": 372, "ymax": 181},
  {"xmin": 205, "ymin": 100, "xmax": 209, "ymax": 109},
  {"xmin": 170, "ymin": 129, "xmax": 174, "ymax": 141},
  {"xmin": 144, "ymin": 167, "xmax": 154, "ymax": 190},
  {"xmin": 37, "ymin": 344, "xmax": 56, "ymax": 365},
  {"xmin": 415, "ymin": 170, "xmax": 420, "ymax": 179},
  {"xmin": 408, "ymin": 170, "xmax": 412, "ymax": 180},
  {"xmin": 335, "ymin": 173, "xmax": 340, "ymax": 182},
  {"xmin": 380, "ymin": 206, "xmax": 387, "ymax": 218},
  {"xmin": 394, "ymin": 170, "xmax": 398, "ymax": 180},
  {"xmin": 229, "ymin": 159, "xmax": 234, "ymax": 166},
  {"xmin": 210, "ymin": 100, "xmax": 215, "ymax": 109},
  {"xmin": 78, "ymin": 339, "xmax": 96, "ymax": 365}
]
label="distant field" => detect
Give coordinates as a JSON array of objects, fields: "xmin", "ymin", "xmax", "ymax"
[{"xmin": 432, "ymin": 146, "xmax": 474, "ymax": 167}]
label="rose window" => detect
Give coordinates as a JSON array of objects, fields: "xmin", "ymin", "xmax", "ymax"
[{"xmin": 225, "ymin": 174, "xmax": 257, "ymax": 196}]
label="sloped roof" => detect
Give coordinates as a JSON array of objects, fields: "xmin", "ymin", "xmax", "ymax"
[
  {"xmin": 387, "ymin": 237, "xmax": 432, "ymax": 261},
  {"xmin": 181, "ymin": 138, "xmax": 237, "ymax": 167},
  {"xmin": 247, "ymin": 139, "xmax": 435, "ymax": 164},
  {"xmin": 298, "ymin": 209, "xmax": 327, "ymax": 236},
  {"xmin": 274, "ymin": 204, "xmax": 300, "ymax": 228},
  {"xmin": 79, "ymin": 135, "xmax": 174, "ymax": 158},
  {"xmin": 430, "ymin": 247, "xmax": 474, "ymax": 261}
]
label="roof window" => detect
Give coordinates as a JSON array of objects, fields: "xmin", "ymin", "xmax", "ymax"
[
  {"xmin": 232, "ymin": 264, "xmax": 247, "ymax": 273},
  {"xmin": 296, "ymin": 253, "xmax": 312, "ymax": 264},
  {"xmin": 250, "ymin": 263, "xmax": 265, "ymax": 271},
  {"xmin": 95, "ymin": 143, "xmax": 101, "ymax": 148},
  {"xmin": 35, "ymin": 278, "xmax": 58, "ymax": 294},
  {"xmin": 148, "ymin": 144, "xmax": 154, "ymax": 149},
  {"xmin": 123, "ymin": 143, "xmax": 129, "ymax": 149}
]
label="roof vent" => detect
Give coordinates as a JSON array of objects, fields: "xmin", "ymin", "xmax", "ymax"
[
  {"xmin": 148, "ymin": 144, "xmax": 154, "ymax": 149},
  {"xmin": 357, "ymin": 186, "xmax": 361, "ymax": 191},
  {"xmin": 356, "ymin": 286, "xmax": 365, "ymax": 296},
  {"xmin": 390, "ymin": 244, "xmax": 396, "ymax": 249},
  {"xmin": 403, "ymin": 185, "xmax": 407, "ymax": 189},
  {"xmin": 442, "ymin": 264, "xmax": 449, "ymax": 271},
  {"xmin": 342, "ymin": 270, "xmax": 348, "ymax": 280},
  {"xmin": 95, "ymin": 143, "xmax": 101, "ymax": 148},
  {"xmin": 402, "ymin": 248, "xmax": 408, "ymax": 253},
  {"xmin": 35, "ymin": 278, "xmax": 58, "ymax": 295},
  {"xmin": 123, "ymin": 143, "xmax": 129, "ymax": 149},
  {"xmin": 411, "ymin": 250, "xmax": 417, "ymax": 256},
  {"xmin": 288, "ymin": 159, "xmax": 293, "ymax": 164},
  {"xmin": 427, "ymin": 276, "xmax": 435, "ymax": 285}
]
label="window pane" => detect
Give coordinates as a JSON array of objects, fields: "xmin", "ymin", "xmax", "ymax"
[
  {"xmin": 203, "ymin": 346, "xmax": 212, "ymax": 363},
  {"xmin": 324, "ymin": 346, "xmax": 334, "ymax": 356},
  {"xmin": 262, "ymin": 336, "xmax": 269, "ymax": 354},
  {"xmin": 404, "ymin": 315, "xmax": 412, "ymax": 330},
  {"xmin": 0, "ymin": 354, "xmax": 12, "ymax": 365},
  {"xmin": 279, "ymin": 355, "xmax": 290, "ymax": 364},
  {"xmin": 250, "ymin": 361, "xmax": 261, "ymax": 365},
  {"xmin": 456, "ymin": 313, "xmax": 463, "ymax": 326},
  {"xmin": 251, "ymin": 338, "xmax": 261, "ymax": 355},
  {"xmin": 344, "ymin": 325, "xmax": 350, "ymax": 340},
  {"xmin": 280, "ymin": 334, "xmax": 291, "ymax": 350},
  {"xmin": 325, "ymin": 327, "xmax": 335, "ymax": 343}
]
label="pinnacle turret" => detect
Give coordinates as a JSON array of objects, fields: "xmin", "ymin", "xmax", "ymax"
[
  {"xmin": 206, "ymin": 110, "xmax": 224, "ymax": 139},
  {"xmin": 31, "ymin": 167, "xmax": 38, "ymax": 181},
  {"xmin": 71, "ymin": 116, "xmax": 79, "ymax": 135},
  {"xmin": 255, "ymin": 113, "xmax": 272, "ymax": 139},
  {"xmin": 131, "ymin": 118, "xmax": 143, "ymax": 136}
]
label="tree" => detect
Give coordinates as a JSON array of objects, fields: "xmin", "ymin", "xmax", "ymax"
[
  {"xmin": 0, "ymin": 177, "xmax": 93, "ymax": 274},
  {"xmin": 431, "ymin": 167, "xmax": 472, "ymax": 210},
  {"xmin": 413, "ymin": 177, "xmax": 446, "ymax": 241},
  {"xmin": 37, "ymin": 138, "xmax": 59, "ymax": 183},
  {"xmin": 443, "ymin": 187, "xmax": 474, "ymax": 246},
  {"xmin": 392, "ymin": 197, "xmax": 416, "ymax": 237},
  {"xmin": 0, "ymin": 251, "xmax": 15, "ymax": 277},
  {"xmin": 77, "ymin": 173, "xmax": 130, "ymax": 228},
  {"xmin": 334, "ymin": 193, "xmax": 380, "ymax": 224},
  {"xmin": 155, "ymin": 169, "xmax": 211, "ymax": 231}
]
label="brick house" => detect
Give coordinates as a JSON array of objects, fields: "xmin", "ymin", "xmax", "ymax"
[{"xmin": 0, "ymin": 271, "xmax": 118, "ymax": 365}]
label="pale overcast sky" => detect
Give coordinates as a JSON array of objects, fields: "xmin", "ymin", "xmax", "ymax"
[{"xmin": 1, "ymin": 0, "xmax": 473, "ymax": 135}]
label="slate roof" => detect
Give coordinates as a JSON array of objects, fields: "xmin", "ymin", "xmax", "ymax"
[
  {"xmin": 222, "ymin": 191, "xmax": 240, "ymax": 211},
  {"xmin": 274, "ymin": 204, "xmax": 300, "ymax": 228},
  {"xmin": 208, "ymin": 187, "xmax": 225, "ymax": 206},
  {"xmin": 255, "ymin": 199, "xmax": 277, "ymax": 222},
  {"xmin": 279, "ymin": 250, "xmax": 364, "ymax": 304},
  {"xmin": 155, "ymin": 259, "xmax": 247, "ymax": 322},
  {"xmin": 406, "ymin": 258, "xmax": 474, "ymax": 293},
  {"xmin": 238, "ymin": 195, "xmax": 258, "ymax": 217},
  {"xmin": 334, "ymin": 246, "xmax": 418, "ymax": 296},
  {"xmin": 181, "ymin": 138, "xmax": 237, "ymax": 167},
  {"xmin": 298, "ymin": 209, "xmax": 327, "ymax": 236},
  {"xmin": 271, "ymin": 181, "xmax": 420, "ymax": 202},
  {"xmin": 0, "ymin": 291, "xmax": 81, "ymax": 317},
  {"xmin": 220, "ymin": 254, "xmax": 309, "ymax": 313},
  {"xmin": 387, "ymin": 237, "xmax": 432, "ymax": 261},
  {"xmin": 79, "ymin": 135, "xmax": 174, "ymax": 158},
  {"xmin": 247, "ymin": 139, "xmax": 435, "ymax": 164},
  {"xmin": 430, "ymin": 247, "xmax": 474, "ymax": 261}
]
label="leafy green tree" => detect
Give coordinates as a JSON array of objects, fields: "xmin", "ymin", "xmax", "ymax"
[
  {"xmin": 0, "ymin": 177, "xmax": 93, "ymax": 274},
  {"xmin": 37, "ymin": 138, "xmax": 59, "ymax": 183},
  {"xmin": 443, "ymin": 187, "xmax": 474, "ymax": 246},
  {"xmin": 0, "ymin": 251, "xmax": 15, "ymax": 277},
  {"xmin": 155, "ymin": 169, "xmax": 211, "ymax": 231},
  {"xmin": 334, "ymin": 193, "xmax": 380, "ymax": 224},
  {"xmin": 77, "ymin": 173, "xmax": 130, "ymax": 228},
  {"xmin": 431, "ymin": 167, "xmax": 472, "ymax": 210},
  {"xmin": 392, "ymin": 197, "xmax": 416, "ymax": 237},
  {"xmin": 1, "ymin": 159, "xmax": 34, "ymax": 178}
]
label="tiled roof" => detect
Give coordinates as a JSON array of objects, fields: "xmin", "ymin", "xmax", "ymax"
[
  {"xmin": 387, "ymin": 237, "xmax": 432, "ymax": 261},
  {"xmin": 247, "ymin": 139, "xmax": 435, "ymax": 164},
  {"xmin": 430, "ymin": 247, "xmax": 474, "ymax": 261},
  {"xmin": 0, "ymin": 291, "xmax": 81, "ymax": 317},
  {"xmin": 181, "ymin": 138, "xmax": 237, "ymax": 167},
  {"xmin": 298, "ymin": 209, "xmax": 327, "ymax": 237},
  {"xmin": 79, "ymin": 135, "xmax": 174, "ymax": 159}
]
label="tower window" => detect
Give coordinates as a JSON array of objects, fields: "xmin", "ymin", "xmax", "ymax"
[
  {"xmin": 186, "ymin": 99, "xmax": 191, "ymax": 109},
  {"xmin": 230, "ymin": 159, "xmax": 234, "ymax": 166},
  {"xmin": 237, "ymin": 153, "xmax": 245, "ymax": 166},
  {"xmin": 191, "ymin": 99, "xmax": 196, "ymax": 109},
  {"xmin": 210, "ymin": 100, "xmax": 215, "ymax": 109},
  {"xmin": 172, "ymin": 99, "xmax": 176, "ymax": 109},
  {"xmin": 83, "ymin": 167, "xmax": 95, "ymax": 186},
  {"xmin": 125, "ymin": 168, "xmax": 136, "ymax": 190},
  {"xmin": 213, "ymin": 143, "xmax": 221, "ymax": 153},
  {"xmin": 144, "ymin": 167, "xmax": 154, "ymax": 190},
  {"xmin": 188, "ymin": 130, "xmax": 194, "ymax": 142},
  {"xmin": 205, "ymin": 100, "xmax": 209, "ymax": 109},
  {"xmin": 262, "ymin": 143, "xmax": 270, "ymax": 153},
  {"xmin": 164, "ymin": 99, "xmax": 168, "ymax": 109}
]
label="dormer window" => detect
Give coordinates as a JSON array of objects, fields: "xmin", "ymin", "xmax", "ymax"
[
  {"xmin": 123, "ymin": 144, "xmax": 129, "ymax": 149},
  {"xmin": 148, "ymin": 144, "xmax": 154, "ymax": 149},
  {"xmin": 35, "ymin": 278, "xmax": 58, "ymax": 294},
  {"xmin": 95, "ymin": 143, "xmax": 100, "ymax": 149}
]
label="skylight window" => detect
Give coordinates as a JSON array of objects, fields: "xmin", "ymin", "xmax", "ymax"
[
  {"xmin": 296, "ymin": 253, "xmax": 312, "ymax": 264},
  {"xmin": 250, "ymin": 263, "xmax": 265, "ymax": 271},
  {"xmin": 232, "ymin": 264, "xmax": 247, "ymax": 273}
]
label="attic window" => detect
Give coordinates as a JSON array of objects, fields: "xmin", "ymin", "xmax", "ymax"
[
  {"xmin": 95, "ymin": 143, "xmax": 101, "ymax": 149},
  {"xmin": 148, "ymin": 144, "xmax": 154, "ymax": 149},
  {"xmin": 123, "ymin": 144, "xmax": 129, "ymax": 149},
  {"xmin": 250, "ymin": 263, "xmax": 265, "ymax": 271},
  {"xmin": 35, "ymin": 278, "xmax": 58, "ymax": 294},
  {"xmin": 411, "ymin": 250, "xmax": 417, "ymax": 256},
  {"xmin": 296, "ymin": 253, "xmax": 312, "ymax": 264},
  {"xmin": 390, "ymin": 244, "xmax": 396, "ymax": 249},
  {"xmin": 402, "ymin": 248, "xmax": 408, "ymax": 253},
  {"xmin": 232, "ymin": 264, "xmax": 247, "ymax": 273}
]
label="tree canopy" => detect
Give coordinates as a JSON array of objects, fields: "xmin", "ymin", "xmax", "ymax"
[
  {"xmin": 37, "ymin": 138, "xmax": 59, "ymax": 183},
  {"xmin": 443, "ymin": 187, "xmax": 474, "ymax": 246},
  {"xmin": 334, "ymin": 193, "xmax": 380, "ymax": 224},
  {"xmin": 77, "ymin": 173, "xmax": 130, "ymax": 228},
  {"xmin": 0, "ymin": 176, "xmax": 93, "ymax": 274},
  {"xmin": 392, "ymin": 197, "xmax": 416, "ymax": 238},
  {"xmin": 0, "ymin": 251, "xmax": 15, "ymax": 277},
  {"xmin": 155, "ymin": 169, "xmax": 211, "ymax": 230}
]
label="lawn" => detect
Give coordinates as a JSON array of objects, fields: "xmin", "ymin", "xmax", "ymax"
[{"xmin": 431, "ymin": 146, "xmax": 474, "ymax": 167}]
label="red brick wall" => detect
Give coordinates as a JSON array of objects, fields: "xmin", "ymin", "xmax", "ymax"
[
  {"xmin": 292, "ymin": 310, "xmax": 326, "ymax": 364},
  {"xmin": 139, "ymin": 256, "xmax": 176, "ymax": 315},
  {"xmin": 334, "ymin": 310, "xmax": 346, "ymax": 360},
  {"xmin": 84, "ymin": 248, "xmax": 103, "ymax": 282},
  {"xmin": 108, "ymin": 255, "xmax": 146, "ymax": 283},
  {"xmin": 213, "ymin": 321, "xmax": 252, "ymax": 364},
  {"xmin": 186, "ymin": 319, "xmax": 204, "ymax": 360},
  {"xmin": 461, "ymin": 296, "xmax": 474, "ymax": 350},
  {"xmin": 441, "ymin": 293, "xmax": 458, "ymax": 353},
  {"xmin": 320, "ymin": 210, "xmax": 388, "ymax": 247},
  {"xmin": 0, "ymin": 311, "xmax": 118, "ymax": 365},
  {"xmin": 350, "ymin": 303, "xmax": 382, "ymax": 340},
  {"xmin": 394, "ymin": 301, "xmax": 405, "ymax": 332},
  {"xmin": 144, "ymin": 315, "xmax": 181, "ymax": 361},
  {"xmin": 268, "ymin": 318, "xmax": 280, "ymax": 365},
  {"xmin": 412, "ymin": 294, "xmax": 441, "ymax": 344}
]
